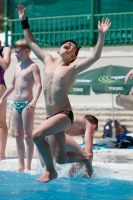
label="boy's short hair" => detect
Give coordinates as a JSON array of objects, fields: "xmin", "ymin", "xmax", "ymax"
[
  {"xmin": 84, "ymin": 115, "xmax": 98, "ymax": 131},
  {"xmin": 13, "ymin": 39, "xmax": 31, "ymax": 51},
  {"xmin": 61, "ymin": 39, "xmax": 81, "ymax": 63},
  {"xmin": 0, "ymin": 40, "xmax": 1, "ymax": 46}
]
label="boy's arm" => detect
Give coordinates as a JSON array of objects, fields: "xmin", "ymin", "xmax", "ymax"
[
  {"xmin": 0, "ymin": 76, "xmax": 15, "ymax": 103},
  {"xmin": 0, "ymin": 47, "xmax": 11, "ymax": 70},
  {"xmin": 27, "ymin": 64, "xmax": 42, "ymax": 110},
  {"xmin": 84, "ymin": 121, "xmax": 94, "ymax": 156},
  {"xmin": 74, "ymin": 18, "xmax": 111, "ymax": 74},
  {"xmin": 17, "ymin": 4, "xmax": 51, "ymax": 64}
]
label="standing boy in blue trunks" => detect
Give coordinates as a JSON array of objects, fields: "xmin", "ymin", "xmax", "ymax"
[
  {"xmin": 17, "ymin": 4, "xmax": 111, "ymax": 182},
  {"xmin": 0, "ymin": 39, "xmax": 42, "ymax": 171}
]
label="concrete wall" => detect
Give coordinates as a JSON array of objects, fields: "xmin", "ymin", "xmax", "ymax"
[{"xmin": 5, "ymin": 45, "xmax": 133, "ymax": 105}]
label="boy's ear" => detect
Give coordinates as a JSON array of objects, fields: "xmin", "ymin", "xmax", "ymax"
[
  {"xmin": 57, "ymin": 50, "xmax": 60, "ymax": 54},
  {"xmin": 71, "ymin": 55, "xmax": 76, "ymax": 60},
  {"xmin": 92, "ymin": 124, "xmax": 97, "ymax": 130}
]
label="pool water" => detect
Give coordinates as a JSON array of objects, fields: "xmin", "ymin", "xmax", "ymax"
[{"xmin": 0, "ymin": 167, "xmax": 133, "ymax": 200}]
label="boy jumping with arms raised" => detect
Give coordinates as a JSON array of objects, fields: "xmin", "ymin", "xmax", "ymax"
[
  {"xmin": 17, "ymin": 4, "xmax": 111, "ymax": 181},
  {"xmin": 0, "ymin": 39, "xmax": 42, "ymax": 171}
]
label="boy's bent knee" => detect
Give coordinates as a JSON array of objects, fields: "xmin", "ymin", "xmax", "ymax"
[
  {"xmin": 32, "ymin": 130, "xmax": 42, "ymax": 142},
  {"xmin": 55, "ymin": 156, "xmax": 66, "ymax": 164},
  {"xmin": 24, "ymin": 134, "xmax": 32, "ymax": 141}
]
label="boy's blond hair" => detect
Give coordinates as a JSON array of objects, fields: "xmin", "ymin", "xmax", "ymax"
[{"xmin": 13, "ymin": 39, "xmax": 31, "ymax": 50}]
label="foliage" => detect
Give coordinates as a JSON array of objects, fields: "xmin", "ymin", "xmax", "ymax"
[{"xmin": 0, "ymin": 13, "xmax": 11, "ymax": 33}]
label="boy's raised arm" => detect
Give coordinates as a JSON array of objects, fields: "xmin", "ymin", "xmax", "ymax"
[
  {"xmin": 75, "ymin": 18, "xmax": 111, "ymax": 74},
  {"xmin": 17, "ymin": 4, "xmax": 50, "ymax": 64}
]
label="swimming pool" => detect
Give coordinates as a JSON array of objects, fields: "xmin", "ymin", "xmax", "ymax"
[
  {"xmin": 0, "ymin": 170, "xmax": 133, "ymax": 200},
  {"xmin": 0, "ymin": 160, "xmax": 133, "ymax": 200}
]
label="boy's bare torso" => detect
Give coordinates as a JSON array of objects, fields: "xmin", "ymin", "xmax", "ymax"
[
  {"xmin": 14, "ymin": 61, "xmax": 35, "ymax": 102},
  {"xmin": 43, "ymin": 58, "xmax": 78, "ymax": 117},
  {"xmin": 65, "ymin": 115, "xmax": 86, "ymax": 136}
]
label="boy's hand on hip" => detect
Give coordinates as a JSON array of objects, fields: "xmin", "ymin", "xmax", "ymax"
[{"xmin": 27, "ymin": 101, "xmax": 36, "ymax": 112}]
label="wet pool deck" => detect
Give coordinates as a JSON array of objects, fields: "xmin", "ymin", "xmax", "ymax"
[{"xmin": 1, "ymin": 137, "xmax": 133, "ymax": 180}]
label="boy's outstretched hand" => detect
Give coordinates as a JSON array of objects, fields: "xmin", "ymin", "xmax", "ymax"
[
  {"xmin": 98, "ymin": 18, "xmax": 111, "ymax": 34},
  {"xmin": 125, "ymin": 69, "xmax": 133, "ymax": 84},
  {"xmin": 16, "ymin": 4, "xmax": 26, "ymax": 21}
]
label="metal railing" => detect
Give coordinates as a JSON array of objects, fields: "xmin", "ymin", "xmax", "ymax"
[
  {"xmin": 7, "ymin": 12, "xmax": 133, "ymax": 47},
  {"xmin": 94, "ymin": 12, "xmax": 133, "ymax": 45}
]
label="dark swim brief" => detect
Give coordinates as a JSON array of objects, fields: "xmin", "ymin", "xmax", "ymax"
[{"xmin": 46, "ymin": 110, "xmax": 74, "ymax": 125}]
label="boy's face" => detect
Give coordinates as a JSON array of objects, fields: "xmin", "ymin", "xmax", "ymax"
[
  {"xmin": 14, "ymin": 48, "xmax": 28, "ymax": 61},
  {"xmin": 59, "ymin": 41, "xmax": 77, "ymax": 61}
]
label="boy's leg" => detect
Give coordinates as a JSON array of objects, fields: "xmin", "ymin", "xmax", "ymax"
[
  {"xmin": 0, "ymin": 98, "xmax": 8, "ymax": 160},
  {"xmin": 12, "ymin": 108, "xmax": 25, "ymax": 171},
  {"xmin": 32, "ymin": 113, "xmax": 92, "ymax": 182},
  {"xmin": 48, "ymin": 134, "xmax": 92, "ymax": 177},
  {"xmin": 48, "ymin": 133, "xmax": 93, "ymax": 177},
  {"xmin": 22, "ymin": 107, "xmax": 34, "ymax": 171},
  {"xmin": 48, "ymin": 134, "xmax": 86, "ymax": 155},
  {"xmin": 32, "ymin": 114, "xmax": 70, "ymax": 182}
]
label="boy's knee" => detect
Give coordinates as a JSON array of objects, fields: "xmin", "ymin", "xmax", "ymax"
[
  {"xmin": 0, "ymin": 119, "xmax": 6, "ymax": 128},
  {"xmin": 15, "ymin": 132, "xmax": 19, "ymax": 138},
  {"xmin": 32, "ymin": 130, "xmax": 41, "ymax": 142},
  {"xmin": 55, "ymin": 156, "xmax": 66, "ymax": 164},
  {"xmin": 24, "ymin": 134, "xmax": 32, "ymax": 141},
  {"xmin": 32, "ymin": 131, "xmax": 38, "ymax": 141}
]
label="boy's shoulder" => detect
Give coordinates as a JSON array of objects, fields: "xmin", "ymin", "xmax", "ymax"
[
  {"xmin": 74, "ymin": 115, "xmax": 85, "ymax": 125},
  {"xmin": 26, "ymin": 61, "xmax": 39, "ymax": 69},
  {"xmin": 30, "ymin": 61, "xmax": 39, "ymax": 70},
  {"xmin": 15, "ymin": 61, "xmax": 39, "ymax": 70}
]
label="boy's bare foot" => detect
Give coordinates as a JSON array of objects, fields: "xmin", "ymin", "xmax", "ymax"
[
  {"xmin": 17, "ymin": 166, "xmax": 25, "ymax": 172},
  {"xmin": 36, "ymin": 170, "xmax": 57, "ymax": 183},
  {"xmin": 24, "ymin": 165, "xmax": 31, "ymax": 171},
  {"xmin": 24, "ymin": 168, "xmax": 31, "ymax": 172},
  {"xmin": 68, "ymin": 163, "xmax": 84, "ymax": 177}
]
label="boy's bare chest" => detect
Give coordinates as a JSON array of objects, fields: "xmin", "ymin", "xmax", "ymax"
[
  {"xmin": 44, "ymin": 66, "xmax": 71, "ymax": 84},
  {"xmin": 16, "ymin": 68, "xmax": 32, "ymax": 80}
]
